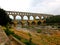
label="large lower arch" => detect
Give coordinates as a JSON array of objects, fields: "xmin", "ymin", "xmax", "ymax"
[
  {"xmin": 9, "ymin": 15, "xmax": 14, "ymax": 20},
  {"xmin": 31, "ymin": 21, "xmax": 36, "ymax": 25},
  {"xmin": 41, "ymin": 16, "xmax": 44, "ymax": 20},
  {"xmin": 23, "ymin": 16, "xmax": 28, "ymax": 20},
  {"xmin": 30, "ymin": 16, "xmax": 34, "ymax": 20},
  {"xmin": 37, "ymin": 21, "xmax": 41, "ymax": 25},
  {"xmin": 15, "ymin": 15, "xmax": 21, "ymax": 20},
  {"xmin": 35, "ymin": 16, "xmax": 40, "ymax": 20}
]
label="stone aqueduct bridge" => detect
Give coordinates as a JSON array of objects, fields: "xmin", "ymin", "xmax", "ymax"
[{"xmin": 6, "ymin": 11, "xmax": 53, "ymax": 26}]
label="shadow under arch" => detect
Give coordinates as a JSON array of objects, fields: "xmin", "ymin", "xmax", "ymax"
[
  {"xmin": 31, "ymin": 21, "xmax": 36, "ymax": 25},
  {"xmin": 37, "ymin": 21, "xmax": 41, "ymax": 25}
]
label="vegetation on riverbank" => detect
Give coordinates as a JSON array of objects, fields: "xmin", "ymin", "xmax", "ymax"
[{"xmin": 4, "ymin": 28, "xmax": 36, "ymax": 45}]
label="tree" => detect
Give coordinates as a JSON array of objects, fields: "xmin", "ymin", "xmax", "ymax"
[
  {"xmin": 46, "ymin": 15, "xmax": 60, "ymax": 25},
  {"xmin": 0, "ymin": 8, "xmax": 12, "ymax": 26}
]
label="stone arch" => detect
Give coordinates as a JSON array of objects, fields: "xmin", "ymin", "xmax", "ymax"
[
  {"xmin": 15, "ymin": 15, "xmax": 21, "ymax": 20},
  {"xmin": 10, "ymin": 12, "xmax": 12, "ymax": 14},
  {"xmin": 12, "ymin": 12, "xmax": 15, "ymax": 14},
  {"xmin": 41, "ymin": 16, "xmax": 44, "ymax": 20},
  {"xmin": 30, "ymin": 16, "xmax": 34, "ymax": 20},
  {"xmin": 35, "ymin": 16, "xmax": 40, "ymax": 20},
  {"xmin": 31, "ymin": 21, "xmax": 36, "ymax": 25},
  {"xmin": 9, "ymin": 15, "xmax": 14, "ymax": 20},
  {"xmin": 23, "ymin": 16, "xmax": 28, "ymax": 20},
  {"xmin": 37, "ymin": 21, "xmax": 41, "ymax": 25}
]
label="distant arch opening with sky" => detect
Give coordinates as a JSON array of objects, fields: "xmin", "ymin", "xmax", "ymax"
[
  {"xmin": 9, "ymin": 15, "xmax": 14, "ymax": 20},
  {"xmin": 23, "ymin": 16, "xmax": 28, "ymax": 20},
  {"xmin": 15, "ymin": 15, "xmax": 21, "ymax": 20}
]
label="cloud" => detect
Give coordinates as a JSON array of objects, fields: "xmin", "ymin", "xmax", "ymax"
[
  {"xmin": 30, "ymin": 0, "xmax": 60, "ymax": 15},
  {"xmin": 0, "ymin": 0, "xmax": 31, "ymax": 11},
  {"xmin": 0, "ymin": 0, "xmax": 60, "ymax": 15}
]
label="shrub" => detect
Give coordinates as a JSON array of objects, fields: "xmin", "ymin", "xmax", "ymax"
[
  {"xmin": 4, "ymin": 28, "xmax": 14, "ymax": 36},
  {"xmin": 12, "ymin": 34, "xmax": 22, "ymax": 40},
  {"xmin": 37, "ymin": 29, "xmax": 42, "ymax": 33},
  {"xmin": 31, "ymin": 26, "xmax": 34, "ymax": 28},
  {"xmin": 21, "ymin": 39, "xmax": 30, "ymax": 45},
  {"xmin": 4, "ymin": 28, "xmax": 22, "ymax": 40},
  {"xmin": 21, "ymin": 39, "xmax": 36, "ymax": 45}
]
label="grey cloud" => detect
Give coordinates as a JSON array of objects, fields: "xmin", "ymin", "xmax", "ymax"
[{"xmin": 30, "ymin": 0, "xmax": 60, "ymax": 15}]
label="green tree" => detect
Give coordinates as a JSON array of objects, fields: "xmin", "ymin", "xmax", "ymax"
[
  {"xmin": 46, "ymin": 15, "xmax": 60, "ymax": 24},
  {"xmin": 0, "ymin": 8, "xmax": 12, "ymax": 26}
]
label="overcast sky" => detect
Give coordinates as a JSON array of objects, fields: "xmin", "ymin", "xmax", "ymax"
[{"xmin": 0, "ymin": 0, "xmax": 60, "ymax": 15}]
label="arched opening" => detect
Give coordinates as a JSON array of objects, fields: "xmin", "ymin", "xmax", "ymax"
[
  {"xmin": 37, "ymin": 21, "xmax": 41, "ymax": 25},
  {"xmin": 15, "ymin": 15, "xmax": 21, "ymax": 20},
  {"xmin": 9, "ymin": 15, "xmax": 14, "ymax": 20},
  {"xmin": 41, "ymin": 16, "xmax": 44, "ymax": 20},
  {"xmin": 32, "ymin": 21, "xmax": 36, "ymax": 25},
  {"xmin": 35, "ymin": 16, "xmax": 40, "ymax": 20},
  {"xmin": 30, "ymin": 16, "xmax": 34, "ymax": 20},
  {"xmin": 15, "ymin": 15, "xmax": 21, "ymax": 24},
  {"xmin": 23, "ymin": 16, "xmax": 28, "ymax": 20}
]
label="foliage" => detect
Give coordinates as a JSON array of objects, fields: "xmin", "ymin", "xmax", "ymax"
[
  {"xmin": 4, "ymin": 28, "xmax": 14, "ymax": 36},
  {"xmin": 28, "ymin": 33, "xmax": 32, "ymax": 37},
  {"xmin": 4, "ymin": 28, "xmax": 22, "ymax": 40},
  {"xmin": 12, "ymin": 34, "xmax": 22, "ymax": 40},
  {"xmin": 46, "ymin": 16, "xmax": 60, "ymax": 24},
  {"xmin": 31, "ymin": 26, "xmax": 34, "ymax": 28},
  {"xmin": 37, "ymin": 29, "xmax": 42, "ymax": 33},
  {"xmin": 0, "ymin": 8, "xmax": 12, "ymax": 26},
  {"xmin": 4, "ymin": 28, "xmax": 36, "ymax": 45},
  {"xmin": 21, "ymin": 39, "xmax": 36, "ymax": 45},
  {"xmin": 21, "ymin": 39, "xmax": 30, "ymax": 45}
]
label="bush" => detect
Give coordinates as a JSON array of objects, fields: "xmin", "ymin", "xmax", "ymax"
[
  {"xmin": 21, "ymin": 39, "xmax": 36, "ymax": 45},
  {"xmin": 4, "ymin": 28, "xmax": 36, "ymax": 45},
  {"xmin": 4, "ymin": 28, "xmax": 14, "ymax": 36},
  {"xmin": 4, "ymin": 28, "xmax": 22, "ymax": 40},
  {"xmin": 12, "ymin": 34, "xmax": 22, "ymax": 40},
  {"xmin": 37, "ymin": 29, "xmax": 42, "ymax": 33},
  {"xmin": 31, "ymin": 26, "xmax": 34, "ymax": 28},
  {"xmin": 21, "ymin": 39, "xmax": 30, "ymax": 45}
]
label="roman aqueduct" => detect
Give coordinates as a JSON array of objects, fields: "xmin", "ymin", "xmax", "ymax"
[{"xmin": 6, "ymin": 11, "xmax": 53, "ymax": 26}]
